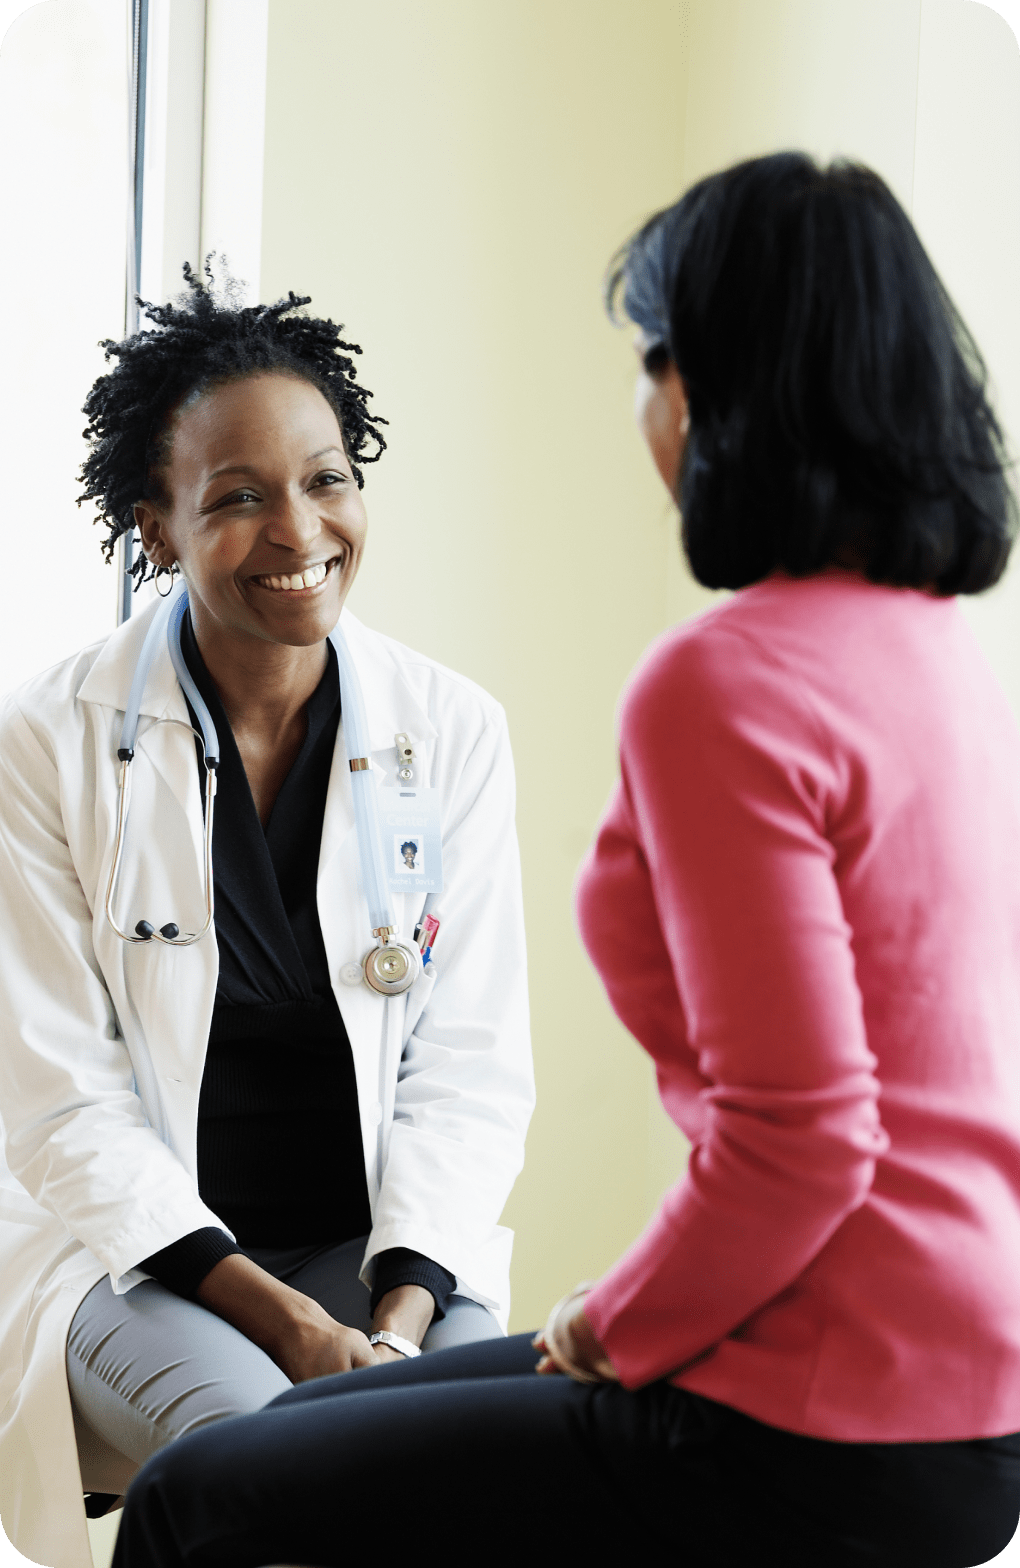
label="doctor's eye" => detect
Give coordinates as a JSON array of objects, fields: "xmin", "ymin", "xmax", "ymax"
[{"xmin": 211, "ymin": 488, "xmax": 261, "ymax": 509}]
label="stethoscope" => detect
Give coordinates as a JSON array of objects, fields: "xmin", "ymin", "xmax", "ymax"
[{"xmin": 104, "ymin": 582, "xmax": 422, "ymax": 997}]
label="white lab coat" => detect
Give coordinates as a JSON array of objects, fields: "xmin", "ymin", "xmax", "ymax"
[{"xmin": 0, "ymin": 599, "xmax": 534, "ymax": 1568}]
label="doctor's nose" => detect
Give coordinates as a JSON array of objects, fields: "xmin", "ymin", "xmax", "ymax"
[{"xmin": 262, "ymin": 491, "xmax": 323, "ymax": 551}]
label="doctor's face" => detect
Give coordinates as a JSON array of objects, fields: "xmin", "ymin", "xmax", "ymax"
[{"xmin": 135, "ymin": 372, "xmax": 368, "ymax": 650}]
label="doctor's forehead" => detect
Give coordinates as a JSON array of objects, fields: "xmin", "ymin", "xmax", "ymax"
[{"xmin": 166, "ymin": 372, "xmax": 348, "ymax": 480}]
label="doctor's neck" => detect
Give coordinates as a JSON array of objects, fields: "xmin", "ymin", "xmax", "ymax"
[{"xmin": 190, "ymin": 603, "xmax": 330, "ymax": 828}]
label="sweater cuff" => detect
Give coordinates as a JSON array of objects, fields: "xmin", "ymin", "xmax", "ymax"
[
  {"xmin": 140, "ymin": 1227, "xmax": 242, "ymax": 1299},
  {"xmin": 370, "ymin": 1247, "xmax": 457, "ymax": 1321}
]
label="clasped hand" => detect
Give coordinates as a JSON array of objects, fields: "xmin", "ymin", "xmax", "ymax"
[
  {"xmin": 275, "ymin": 1279, "xmax": 435, "ymax": 1379},
  {"xmin": 196, "ymin": 1254, "xmax": 431, "ymax": 1381},
  {"xmin": 532, "ymin": 1282, "xmax": 619, "ymax": 1384}
]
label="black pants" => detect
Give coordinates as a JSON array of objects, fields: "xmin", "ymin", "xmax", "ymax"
[{"xmin": 112, "ymin": 1335, "xmax": 1020, "ymax": 1568}]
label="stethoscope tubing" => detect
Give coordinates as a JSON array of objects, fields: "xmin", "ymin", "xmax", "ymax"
[
  {"xmin": 165, "ymin": 592, "xmax": 220, "ymax": 770},
  {"xmin": 330, "ymin": 621, "xmax": 422, "ymax": 993},
  {"xmin": 330, "ymin": 622, "xmax": 396, "ymax": 936},
  {"xmin": 117, "ymin": 589, "xmax": 178, "ymax": 759}
]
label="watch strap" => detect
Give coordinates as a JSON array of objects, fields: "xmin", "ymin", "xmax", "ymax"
[{"xmin": 370, "ymin": 1330, "xmax": 422, "ymax": 1359}]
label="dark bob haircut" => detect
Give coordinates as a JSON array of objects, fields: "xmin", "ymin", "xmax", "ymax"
[
  {"xmin": 609, "ymin": 152, "xmax": 1015, "ymax": 595},
  {"xmin": 79, "ymin": 261, "xmax": 387, "ymax": 589}
]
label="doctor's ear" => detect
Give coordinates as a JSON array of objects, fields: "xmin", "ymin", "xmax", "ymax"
[{"xmin": 133, "ymin": 501, "xmax": 177, "ymax": 571}]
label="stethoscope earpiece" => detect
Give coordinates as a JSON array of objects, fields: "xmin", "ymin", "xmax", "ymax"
[{"xmin": 133, "ymin": 921, "xmax": 181, "ymax": 942}]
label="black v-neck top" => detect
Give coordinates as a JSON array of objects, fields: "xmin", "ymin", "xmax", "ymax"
[
  {"xmin": 140, "ymin": 615, "xmax": 454, "ymax": 1319},
  {"xmin": 195, "ymin": 615, "xmax": 339, "ymax": 1010}
]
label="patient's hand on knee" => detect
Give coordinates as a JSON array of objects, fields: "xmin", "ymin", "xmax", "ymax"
[{"xmin": 533, "ymin": 1283, "xmax": 619, "ymax": 1385}]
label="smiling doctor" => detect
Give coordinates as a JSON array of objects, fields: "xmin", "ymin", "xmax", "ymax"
[{"xmin": 0, "ymin": 266, "xmax": 533, "ymax": 1568}]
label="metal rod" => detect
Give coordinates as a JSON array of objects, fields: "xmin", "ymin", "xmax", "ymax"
[{"xmin": 119, "ymin": 0, "xmax": 150, "ymax": 625}]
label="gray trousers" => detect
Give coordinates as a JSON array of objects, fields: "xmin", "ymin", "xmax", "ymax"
[{"xmin": 67, "ymin": 1236, "xmax": 501, "ymax": 1496}]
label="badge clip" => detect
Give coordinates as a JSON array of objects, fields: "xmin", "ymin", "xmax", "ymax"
[{"xmin": 395, "ymin": 732, "xmax": 415, "ymax": 785}]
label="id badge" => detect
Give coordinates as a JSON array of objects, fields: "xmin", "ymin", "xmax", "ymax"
[{"xmin": 379, "ymin": 784, "xmax": 444, "ymax": 895}]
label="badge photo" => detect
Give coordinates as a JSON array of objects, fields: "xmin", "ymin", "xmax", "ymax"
[{"xmin": 395, "ymin": 835, "xmax": 425, "ymax": 875}]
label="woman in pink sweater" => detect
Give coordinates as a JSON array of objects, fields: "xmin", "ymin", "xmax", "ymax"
[{"xmin": 113, "ymin": 154, "xmax": 1020, "ymax": 1568}]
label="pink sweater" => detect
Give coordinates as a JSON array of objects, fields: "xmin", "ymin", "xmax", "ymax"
[{"xmin": 579, "ymin": 571, "xmax": 1020, "ymax": 1442}]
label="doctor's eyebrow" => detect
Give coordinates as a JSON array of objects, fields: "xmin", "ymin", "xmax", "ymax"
[{"xmin": 205, "ymin": 447, "xmax": 346, "ymax": 484}]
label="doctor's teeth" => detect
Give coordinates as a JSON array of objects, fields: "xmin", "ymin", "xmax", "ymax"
[{"xmin": 259, "ymin": 563, "xmax": 329, "ymax": 591}]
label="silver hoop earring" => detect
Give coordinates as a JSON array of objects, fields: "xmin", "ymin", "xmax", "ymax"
[{"xmin": 154, "ymin": 564, "xmax": 177, "ymax": 598}]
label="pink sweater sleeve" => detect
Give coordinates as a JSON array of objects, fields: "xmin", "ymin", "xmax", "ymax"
[{"xmin": 579, "ymin": 626, "xmax": 889, "ymax": 1389}]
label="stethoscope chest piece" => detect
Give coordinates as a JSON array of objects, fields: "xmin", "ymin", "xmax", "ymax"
[{"xmin": 362, "ymin": 938, "xmax": 422, "ymax": 996}]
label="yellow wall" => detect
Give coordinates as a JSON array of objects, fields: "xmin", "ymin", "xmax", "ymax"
[
  {"xmin": 674, "ymin": 0, "xmax": 1020, "ymax": 707},
  {"xmin": 261, "ymin": 0, "xmax": 1020, "ymax": 1332},
  {"xmin": 913, "ymin": 2, "xmax": 1020, "ymax": 708},
  {"xmin": 261, "ymin": 0, "xmax": 698, "ymax": 1330}
]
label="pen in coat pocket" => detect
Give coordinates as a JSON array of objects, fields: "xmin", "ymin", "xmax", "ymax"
[{"xmin": 414, "ymin": 914, "xmax": 440, "ymax": 966}]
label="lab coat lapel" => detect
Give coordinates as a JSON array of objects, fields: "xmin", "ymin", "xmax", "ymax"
[{"xmin": 77, "ymin": 592, "xmax": 205, "ymax": 842}]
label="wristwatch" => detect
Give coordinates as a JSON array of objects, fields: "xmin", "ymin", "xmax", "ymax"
[{"xmin": 370, "ymin": 1330, "xmax": 421, "ymax": 1359}]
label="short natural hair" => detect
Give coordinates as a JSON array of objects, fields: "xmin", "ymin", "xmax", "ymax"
[
  {"xmin": 608, "ymin": 152, "xmax": 1015, "ymax": 595},
  {"xmin": 79, "ymin": 261, "xmax": 387, "ymax": 589}
]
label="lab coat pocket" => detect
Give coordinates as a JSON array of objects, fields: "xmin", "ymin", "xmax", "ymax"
[{"xmin": 401, "ymin": 965, "xmax": 436, "ymax": 1048}]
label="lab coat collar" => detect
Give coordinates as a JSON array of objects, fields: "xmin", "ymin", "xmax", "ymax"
[
  {"xmin": 335, "ymin": 611, "xmax": 438, "ymax": 754},
  {"xmin": 77, "ymin": 592, "xmax": 183, "ymax": 726},
  {"xmin": 77, "ymin": 593, "xmax": 438, "ymax": 754}
]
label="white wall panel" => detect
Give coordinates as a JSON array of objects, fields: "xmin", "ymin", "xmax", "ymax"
[
  {"xmin": 138, "ymin": 0, "xmax": 206, "ymax": 307},
  {"xmin": 0, "ymin": 0, "xmax": 130, "ymax": 691},
  {"xmin": 200, "ymin": 0, "xmax": 267, "ymax": 301}
]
